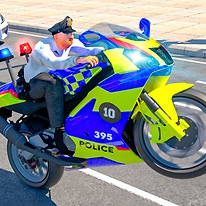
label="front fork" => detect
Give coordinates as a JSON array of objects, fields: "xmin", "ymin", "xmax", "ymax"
[{"xmin": 131, "ymin": 83, "xmax": 194, "ymax": 143}]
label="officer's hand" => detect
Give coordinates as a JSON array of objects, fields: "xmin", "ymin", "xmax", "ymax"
[{"xmin": 76, "ymin": 56, "xmax": 99, "ymax": 67}]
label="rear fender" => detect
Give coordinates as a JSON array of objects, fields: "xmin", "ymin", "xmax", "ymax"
[
  {"xmin": 132, "ymin": 83, "xmax": 194, "ymax": 143},
  {"xmin": 0, "ymin": 82, "xmax": 25, "ymax": 107}
]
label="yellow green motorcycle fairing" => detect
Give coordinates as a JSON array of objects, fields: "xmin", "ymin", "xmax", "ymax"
[{"xmin": 58, "ymin": 23, "xmax": 195, "ymax": 167}]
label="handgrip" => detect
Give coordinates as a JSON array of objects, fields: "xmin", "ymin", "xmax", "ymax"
[{"xmin": 85, "ymin": 63, "xmax": 92, "ymax": 69}]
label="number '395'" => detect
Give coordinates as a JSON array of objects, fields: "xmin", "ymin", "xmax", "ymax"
[{"xmin": 94, "ymin": 131, "xmax": 113, "ymax": 140}]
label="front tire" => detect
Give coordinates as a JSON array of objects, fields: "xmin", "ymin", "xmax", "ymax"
[
  {"xmin": 134, "ymin": 88, "xmax": 206, "ymax": 178},
  {"xmin": 7, "ymin": 132, "xmax": 64, "ymax": 188}
]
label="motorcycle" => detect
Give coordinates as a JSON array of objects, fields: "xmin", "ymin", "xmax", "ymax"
[{"xmin": 0, "ymin": 18, "xmax": 206, "ymax": 189}]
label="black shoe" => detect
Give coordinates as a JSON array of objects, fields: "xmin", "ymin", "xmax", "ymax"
[{"xmin": 54, "ymin": 127, "xmax": 75, "ymax": 156}]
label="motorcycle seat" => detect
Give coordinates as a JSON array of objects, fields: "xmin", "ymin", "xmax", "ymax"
[
  {"xmin": 5, "ymin": 93, "xmax": 74, "ymax": 116},
  {"xmin": 5, "ymin": 65, "xmax": 113, "ymax": 120}
]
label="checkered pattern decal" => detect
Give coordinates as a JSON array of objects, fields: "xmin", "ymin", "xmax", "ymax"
[{"xmin": 50, "ymin": 66, "xmax": 103, "ymax": 95}]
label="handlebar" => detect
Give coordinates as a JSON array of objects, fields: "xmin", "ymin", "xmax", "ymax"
[
  {"xmin": 85, "ymin": 51, "xmax": 109, "ymax": 70},
  {"xmin": 96, "ymin": 51, "xmax": 108, "ymax": 62},
  {"xmin": 85, "ymin": 64, "xmax": 93, "ymax": 69}
]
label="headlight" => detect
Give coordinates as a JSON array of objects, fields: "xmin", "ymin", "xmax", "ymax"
[{"xmin": 123, "ymin": 49, "xmax": 160, "ymax": 69}]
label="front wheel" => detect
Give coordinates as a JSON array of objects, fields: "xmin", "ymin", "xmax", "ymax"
[
  {"xmin": 7, "ymin": 131, "xmax": 64, "ymax": 188},
  {"xmin": 134, "ymin": 88, "xmax": 206, "ymax": 178}
]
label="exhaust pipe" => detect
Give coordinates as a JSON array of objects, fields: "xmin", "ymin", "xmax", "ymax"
[{"xmin": 0, "ymin": 115, "xmax": 86, "ymax": 168}]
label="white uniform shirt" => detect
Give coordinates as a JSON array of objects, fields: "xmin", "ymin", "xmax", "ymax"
[{"xmin": 24, "ymin": 36, "xmax": 103, "ymax": 82}]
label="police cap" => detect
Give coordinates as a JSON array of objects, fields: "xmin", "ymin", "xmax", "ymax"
[{"xmin": 48, "ymin": 16, "xmax": 76, "ymax": 35}]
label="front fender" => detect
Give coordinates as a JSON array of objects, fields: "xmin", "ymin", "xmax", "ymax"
[
  {"xmin": 147, "ymin": 83, "xmax": 194, "ymax": 121},
  {"xmin": 132, "ymin": 82, "xmax": 194, "ymax": 143},
  {"xmin": 132, "ymin": 82, "xmax": 194, "ymax": 119}
]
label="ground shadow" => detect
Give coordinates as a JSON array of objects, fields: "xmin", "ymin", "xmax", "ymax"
[
  {"xmin": 0, "ymin": 63, "xmax": 25, "ymax": 72},
  {"xmin": 0, "ymin": 168, "xmax": 57, "ymax": 206},
  {"xmin": 158, "ymin": 38, "xmax": 206, "ymax": 48},
  {"xmin": 184, "ymin": 39, "xmax": 206, "ymax": 45},
  {"xmin": 157, "ymin": 39, "xmax": 178, "ymax": 49},
  {"xmin": 157, "ymin": 38, "xmax": 206, "ymax": 58}
]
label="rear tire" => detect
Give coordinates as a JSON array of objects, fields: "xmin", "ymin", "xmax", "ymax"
[
  {"xmin": 7, "ymin": 131, "xmax": 64, "ymax": 188},
  {"xmin": 134, "ymin": 88, "xmax": 206, "ymax": 178}
]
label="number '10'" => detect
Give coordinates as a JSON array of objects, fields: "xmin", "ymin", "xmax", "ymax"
[{"xmin": 103, "ymin": 107, "xmax": 115, "ymax": 119}]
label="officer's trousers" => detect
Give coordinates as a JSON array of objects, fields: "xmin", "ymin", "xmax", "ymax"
[{"xmin": 29, "ymin": 72, "xmax": 64, "ymax": 128}]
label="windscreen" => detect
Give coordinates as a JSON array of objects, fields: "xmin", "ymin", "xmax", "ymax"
[{"xmin": 79, "ymin": 22, "xmax": 149, "ymax": 49}]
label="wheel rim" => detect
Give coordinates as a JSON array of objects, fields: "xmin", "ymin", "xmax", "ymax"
[
  {"xmin": 141, "ymin": 96, "xmax": 206, "ymax": 170},
  {"xmin": 11, "ymin": 132, "xmax": 49, "ymax": 183}
]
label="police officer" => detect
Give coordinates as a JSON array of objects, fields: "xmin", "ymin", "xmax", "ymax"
[{"xmin": 24, "ymin": 16, "xmax": 101, "ymax": 155}]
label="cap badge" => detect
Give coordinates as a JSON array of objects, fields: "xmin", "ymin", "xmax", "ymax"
[{"xmin": 67, "ymin": 18, "xmax": 72, "ymax": 26}]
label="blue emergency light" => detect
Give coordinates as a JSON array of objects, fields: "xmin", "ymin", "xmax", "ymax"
[{"xmin": 0, "ymin": 48, "xmax": 14, "ymax": 62}]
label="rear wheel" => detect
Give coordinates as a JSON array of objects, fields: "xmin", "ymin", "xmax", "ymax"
[
  {"xmin": 134, "ymin": 88, "xmax": 206, "ymax": 178},
  {"xmin": 7, "ymin": 131, "xmax": 64, "ymax": 188}
]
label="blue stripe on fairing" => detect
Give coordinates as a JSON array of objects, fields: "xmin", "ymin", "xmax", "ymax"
[
  {"xmin": 98, "ymin": 65, "xmax": 172, "ymax": 92},
  {"xmin": 87, "ymin": 157, "xmax": 123, "ymax": 167},
  {"xmin": 0, "ymin": 82, "xmax": 15, "ymax": 92}
]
